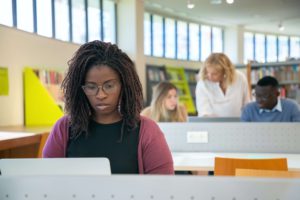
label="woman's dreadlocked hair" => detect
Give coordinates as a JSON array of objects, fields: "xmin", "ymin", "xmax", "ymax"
[{"xmin": 61, "ymin": 40, "xmax": 143, "ymax": 139}]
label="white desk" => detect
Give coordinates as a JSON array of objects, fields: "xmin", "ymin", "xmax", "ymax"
[{"xmin": 172, "ymin": 152, "xmax": 300, "ymax": 171}]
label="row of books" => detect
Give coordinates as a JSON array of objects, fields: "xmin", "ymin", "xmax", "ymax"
[
  {"xmin": 185, "ymin": 71, "xmax": 198, "ymax": 83},
  {"xmin": 166, "ymin": 71, "xmax": 184, "ymax": 81},
  {"xmin": 250, "ymin": 65, "xmax": 300, "ymax": 84},
  {"xmin": 33, "ymin": 69, "xmax": 65, "ymax": 85},
  {"xmin": 147, "ymin": 68, "xmax": 166, "ymax": 82}
]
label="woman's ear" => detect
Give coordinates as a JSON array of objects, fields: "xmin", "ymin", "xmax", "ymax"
[{"xmin": 276, "ymin": 89, "xmax": 280, "ymax": 97}]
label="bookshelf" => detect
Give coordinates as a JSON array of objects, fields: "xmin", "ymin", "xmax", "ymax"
[
  {"xmin": 247, "ymin": 61, "xmax": 300, "ymax": 103},
  {"xmin": 145, "ymin": 65, "xmax": 167, "ymax": 105},
  {"xmin": 165, "ymin": 66, "xmax": 196, "ymax": 115},
  {"xmin": 24, "ymin": 68, "xmax": 64, "ymax": 126},
  {"xmin": 184, "ymin": 69, "xmax": 198, "ymax": 111}
]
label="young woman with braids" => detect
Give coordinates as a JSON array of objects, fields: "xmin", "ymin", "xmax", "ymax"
[{"xmin": 43, "ymin": 41, "xmax": 174, "ymax": 174}]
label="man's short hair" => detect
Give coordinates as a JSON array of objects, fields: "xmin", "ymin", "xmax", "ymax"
[{"xmin": 257, "ymin": 76, "xmax": 279, "ymax": 88}]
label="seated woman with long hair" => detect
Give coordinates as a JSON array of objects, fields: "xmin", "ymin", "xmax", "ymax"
[{"xmin": 141, "ymin": 82, "xmax": 187, "ymax": 122}]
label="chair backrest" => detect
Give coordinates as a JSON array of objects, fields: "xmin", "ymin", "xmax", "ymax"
[
  {"xmin": 214, "ymin": 157, "xmax": 288, "ymax": 176},
  {"xmin": 0, "ymin": 158, "xmax": 111, "ymax": 175},
  {"xmin": 37, "ymin": 132, "xmax": 49, "ymax": 158},
  {"xmin": 236, "ymin": 169, "xmax": 300, "ymax": 178}
]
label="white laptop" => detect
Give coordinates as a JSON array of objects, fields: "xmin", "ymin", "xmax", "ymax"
[{"xmin": 0, "ymin": 158, "xmax": 111, "ymax": 176}]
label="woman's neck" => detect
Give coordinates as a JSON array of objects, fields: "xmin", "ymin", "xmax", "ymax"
[{"xmin": 92, "ymin": 112, "xmax": 122, "ymax": 124}]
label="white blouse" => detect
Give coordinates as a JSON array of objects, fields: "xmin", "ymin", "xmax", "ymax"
[{"xmin": 195, "ymin": 70, "xmax": 250, "ymax": 117}]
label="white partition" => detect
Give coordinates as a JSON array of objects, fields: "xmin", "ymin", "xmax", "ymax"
[
  {"xmin": 158, "ymin": 122, "xmax": 300, "ymax": 153},
  {"xmin": 0, "ymin": 175, "xmax": 300, "ymax": 200},
  {"xmin": 0, "ymin": 158, "xmax": 111, "ymax": 176}
]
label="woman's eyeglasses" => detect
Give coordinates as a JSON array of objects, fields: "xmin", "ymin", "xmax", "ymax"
[{"xmin": 82, "ymin": 80, "xmax": 119, "ymax": 96}]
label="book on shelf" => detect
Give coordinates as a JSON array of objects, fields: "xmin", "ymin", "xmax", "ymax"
[{"xmin": 33, "ymin": 68, "xmax": 65, "ymax": 109}]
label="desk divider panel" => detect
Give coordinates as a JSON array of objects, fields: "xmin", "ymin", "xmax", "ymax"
[
  {"xmin": 0, "ymin": 175, "xmax": 299, "ymax": 200},
  {"xmin": 158, "ymin": 122, "xmax": 300, "ymax": 153}
]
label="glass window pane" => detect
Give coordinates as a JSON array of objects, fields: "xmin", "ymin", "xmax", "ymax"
[
  {"xmin": 37, "ymin": 0, "xmax": 52, "ymax": 37},
  {"xmin": 144, "ymin": 13, "xmax": 151, "ymax": 56},
  {"xmin": 177, "ymin": 21, "xmax": 188, "ymax": 60},
  {"xmin": 152, "ymin": 15, "xmax": 163, "ymax": 57},
  {"xmin": 244, "ymin": 32, "xmax": 254, "ymax": 63},
  {"xmin": 88, "ymin": 0, "xmax": 100, "ymax": 41},
  {"xmin": 103, "ymin": 0, "xmax": 116, "ymax": 43},
  {"xmin": 0, "ymin": 0, "xmax": 13, "ymax": 26},
  {"xmin": 278, "ymin": 36, "xmax": 288, "ymax": 61},
  {"xmin": 212, "ymin": 27, "xmax": 223, "ymax": 53},
  {"xmin": 189, "ymin": 23, "xmax": 199, "ymax": 61},
  {"xmin": 55, "ymin": 0, "xmax": 70, "ymax": 41},
  {"xmin": 17, "ymin": 0, "xmax": 33, "ymax": 32},
  {"xmin": 201, "ymin": 25, "xmax": 211, "ymax": 61},
  {"xmin": 72, "ymin": 0, "xmax": 86, "ymax": 44},
  {"xmin": 255, "ymin": 33, "xmax": 265, "ymax": 63},
  {"xmin": 165, "ymin": 18, "xmax": 175, "ymax": 59},
  {"xmin": 290, "ymin": 37, "xmax": 300, "ymax": 59},
  {"xmin": 266, "ymin": 35, "xmax": 277, "ymax": 62}
]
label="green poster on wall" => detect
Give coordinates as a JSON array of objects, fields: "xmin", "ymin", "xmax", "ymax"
[{"xmin": 0, "ymin": 67, "xmax": 9, "ymax": 95}]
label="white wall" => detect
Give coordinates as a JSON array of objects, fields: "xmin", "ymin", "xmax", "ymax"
[{"xmin": 0, "ymin": 25, "xmax": 79, "ymax": 126}]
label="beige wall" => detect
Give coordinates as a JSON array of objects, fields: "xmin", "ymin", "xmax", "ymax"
[{"xmin": 0, "ymin": 25, "xmax": 79, "ymax": 126}]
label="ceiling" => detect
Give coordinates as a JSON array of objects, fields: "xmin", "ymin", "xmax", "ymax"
[{"xmin": 144, "ymin": 0, "xmax": 300, "ymax": 36}]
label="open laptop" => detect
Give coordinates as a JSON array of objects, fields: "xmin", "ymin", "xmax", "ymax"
[
  {"xmin": 188, "ymin": 116, "xmax": 241, "ymax": 122},
  {"xmin": 0, "ymin": 158, "xmax": 111, "ymax": 176}
]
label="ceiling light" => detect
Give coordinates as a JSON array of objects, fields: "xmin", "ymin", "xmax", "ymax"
[
  {"xmin": 226, "ymin": 0, "xmax": 234, "ymax": 4},
  {"xmin": 187, "ymin": 0, "xmax": 195, "ymax": 9},
  {"xmin": 278, "ymin": 22, "xmax": 285, "ymax": 31}
]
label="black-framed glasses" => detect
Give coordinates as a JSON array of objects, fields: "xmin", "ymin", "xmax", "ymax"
[
  {"xmin": 252, "ymin": 92, "xmax": 273, "ymax": 101},
  {"xmin": 82, "ymin": 80, "xmax": 119, "ymax": 96}
]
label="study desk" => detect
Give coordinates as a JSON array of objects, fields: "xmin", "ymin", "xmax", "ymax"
[
  {"xmin": 0, "ymin": 126, "xmax": 51, "ymax": 158},
  {"xmin": 172, "ymin": 152, "xmax": 300, "ymax": 171}
]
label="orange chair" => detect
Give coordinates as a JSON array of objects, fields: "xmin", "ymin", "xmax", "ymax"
[
  {"xmin": 214, "ymin": 157, "xmax": 288, "ymax": 176},
  {"xmin": 37, "ymin": 132, "xmax": 49, "ymax": 158}
]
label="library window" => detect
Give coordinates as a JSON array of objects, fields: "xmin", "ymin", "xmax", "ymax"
[
  {"xmin": 244, "ymin": 32, "xmax": 254, "ymax": 63},
  {"xmin": 266, "ymin": 35, "xmax": 277, "ymax": 62},
  {"xmin": 152, "ymin": 15, "xmax": 163, "ymax": 57},
  {"xmin": 255, "ymin": 33, "xmax": 265, "ymax": 63},
  {"xmin": 16, "ymin": 0, "xmax": 34, "ymax": 32},
  {"xmin": 278, "ymin": 36, "xmax": 289, "ymax": 61},
  {"xmin": 72, "ymin": 0, "xmax": 86, "ymax": 44},
  {"xmin": 55, "ymin": 0, "xmax": 70, "ymax": 41},
  {"xmin": 212, "ymin": 27, "xmax": 223, "ymax": 53},
  {"xmin": 188, "ymin": 23, "xmax": 200, "ymax": 61},
  {"xmin": 88, "ymin": 0, "xmax": 101, "ymax": 41},
  {"xmin": 144, "ymin": 12, "xmax": 151, "ymax": 56},
  {"xmin": 103, "ymin": 0, "xmax": 116, "ymax": 44},
  {"xmin": 165, "ymin": 18, "xmax": 176, "ymax": 59},
  {"xmin": 0, "ymin": 0, "xmax": 13, "ymax": 27},
  {"xmin": 290, "ymin": 37, "xmax": 300, "ymax": 59},
  {"xmin": 36, "ymin": 0, "xmax": 52, "ymax": 37},
  {"xmin": 177, "ymin": 21, "xmax": 188, "ymax": 60},
  {"xmin": 201, "ymin": 25, "xmax": 212, "ymax": 61}
]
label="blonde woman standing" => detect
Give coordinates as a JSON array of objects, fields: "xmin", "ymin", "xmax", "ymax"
[
  {"xmin": 196, "ymin": 53, "xmax": 250, "ymax": 117},
  {"xmin": 141, "ymin": 82, "xmax": 187, "ymax": 122}
]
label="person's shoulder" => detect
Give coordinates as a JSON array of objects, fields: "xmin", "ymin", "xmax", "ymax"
[
  {"xmin": 140, "ymin": 115, "xmax": 158, "ymax": 127},
  {"xmin": 282, "ymin": 98, "xmax": 300, "ymax": 108},
  {"xmin": 243, "ymin": 101, "xmax": 257, "ymax": 110},
  {"xmin": 52, "ymin": 115, "xmax": 70, "ymax": 130},
  {"xmin": 235, "ymin": 70, "xmax": 247, "ymax": 82},
  {"xmin": 141, "ymin": 106, "xmax": 152, "ymax": 117}
]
